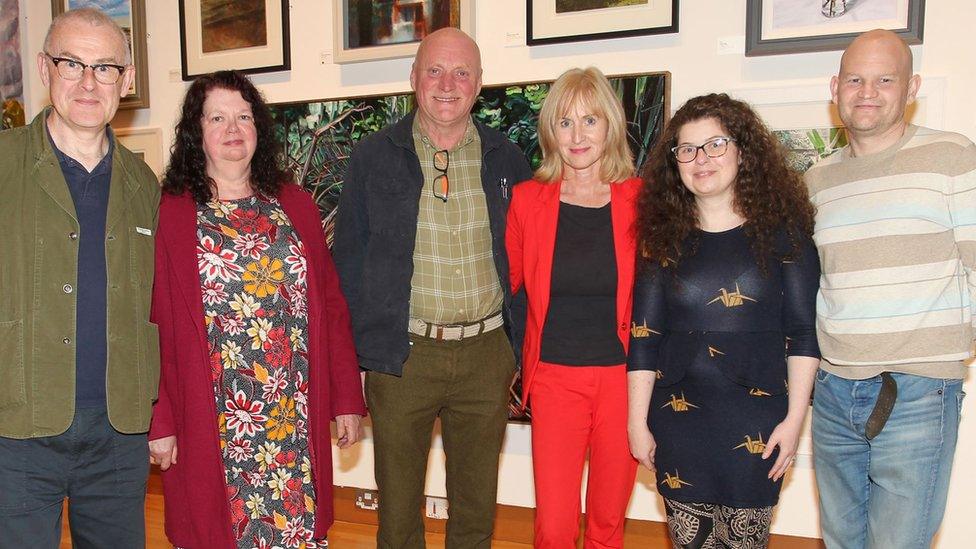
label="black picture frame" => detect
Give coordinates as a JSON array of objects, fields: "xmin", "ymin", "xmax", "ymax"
[
  {"xmin": 178, "ymin": 0, "xmax": 291, "ymax": 81},
  {"xmin": 745, "ymin": 0, "xmax": 925, "ymax": 56},
  {"xmin": 526, "ymin": 0, "xmax": 679, "ymax": 46}
]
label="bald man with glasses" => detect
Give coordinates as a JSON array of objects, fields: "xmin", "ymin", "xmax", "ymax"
[{"xmin": 0, "ymin": 8, "xmax": 160, "ymax": 548}]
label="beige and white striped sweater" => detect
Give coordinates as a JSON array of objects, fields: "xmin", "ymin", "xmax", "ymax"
[{"xmin": 805, "ymin": 125, "xmax": 976, "ymax": 379}]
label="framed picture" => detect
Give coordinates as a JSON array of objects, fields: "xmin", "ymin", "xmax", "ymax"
[
  {"xmin": 745, "ymin": 0, "xmax": 925, "ymax": 56},
  {"xmin": 51, "ymin": 0, "xmax": 150, "ymax": 109},
  {"xmin": 332, "ymin": 0, "xmax": 475, "ymax": 64},
  {"xmin": 269, "ymin": 71, "xmax": 671, "ymax": 420},
  {"xmin": 179, "ymin": 0, "xmax": 290, "ymax": 81},
  {"xmin": 526, "ymin": 0, "xmax": 678, "ymax": 46},
  {"xmin": 115, "ymin": 127, "xmax": 164, "ymax": 179}
]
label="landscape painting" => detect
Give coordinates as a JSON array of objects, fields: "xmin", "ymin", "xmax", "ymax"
[
  {"xmin": 345, "ymin": 0, "xmax": 461, "ymax": 48},
  {"xmin": 201, "ymin": 0, "xmax": 268, "ymax": 53}
]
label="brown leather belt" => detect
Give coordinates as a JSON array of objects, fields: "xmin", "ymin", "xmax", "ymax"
[
  {"xmin": 865, "ymin": 372, "xmax": 898, "ymax": 440},
  {"xmin": 407, "ymin": 312, "xmax": 504, "ymax": 341}
]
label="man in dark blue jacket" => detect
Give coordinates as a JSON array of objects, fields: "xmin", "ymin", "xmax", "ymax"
[{"xmin": 333, "ymin": 27, "xmax": 531, "ymax": 549}]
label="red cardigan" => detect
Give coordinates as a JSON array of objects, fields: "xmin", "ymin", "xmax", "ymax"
[
  {"xmin": 506, "ymin": 177, "xmax": 642, "ymax": 407},
  {"xmin": 148, "ymin": 184, "xmax": 366, "ymax": 548}
]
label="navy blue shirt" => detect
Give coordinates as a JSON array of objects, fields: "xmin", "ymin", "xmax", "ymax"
[{"xmin": 48, "ymin": 127, "xmax": 113, "ymax": 408}]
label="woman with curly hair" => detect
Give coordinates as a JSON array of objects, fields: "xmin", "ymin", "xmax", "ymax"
[
  {"xmin": 627, "ymin": 93, "xmax": 821, "ymax": 548},
  {"xmin": 147, "ymin": 70, "xmax": 366, "ymax": 548}
]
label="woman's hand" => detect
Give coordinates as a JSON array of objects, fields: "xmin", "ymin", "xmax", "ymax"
[
  {"xmin": 628, "ymin": 423, "xmax": 656, "ymax": 471},
  {"xmin": 335, "ymin": 414, "xmax": 362, "ymax": 449},
  {"xmin": 763, "ymin": 415, "xmax": 803, "ymax": 481},
  {"xmin": 149, "ymin": 435, "xmax": 178, "ymax": 471}
]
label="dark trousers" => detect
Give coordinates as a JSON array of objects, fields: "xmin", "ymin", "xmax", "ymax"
[
  {"xmin": 366, "ymin": 328, "xmax": 516, "ymax": 549},
  {"xmin": 0, "ymin": 406, "xmax": 149, "ymax": 549}
]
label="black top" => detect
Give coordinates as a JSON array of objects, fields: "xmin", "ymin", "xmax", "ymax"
[
  {"xmin": 627, "ymin": 225, "xmax": 821, "ymax": 508},
  {"xmin": 628, "ymin": 225, "xmax": 821, "ymax": 391},
  {"xmin": 49, "ymin": 128, "xmax": 114, "ymax": 408},
  {"xmin": 540, "ymin": 202, "xmax": 625, "ymax": 366}
]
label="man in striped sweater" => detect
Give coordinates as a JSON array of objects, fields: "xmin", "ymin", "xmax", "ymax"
[{"xmin": 806, "ymin": 29, "xmax": 974, "ymax": 549}]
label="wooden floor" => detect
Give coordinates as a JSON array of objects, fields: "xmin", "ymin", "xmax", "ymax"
[{"xmin": 57, "ymin": 472, "xmax": 823, "ymax": 548}]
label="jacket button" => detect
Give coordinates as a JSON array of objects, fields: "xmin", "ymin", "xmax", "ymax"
[
  {"xmin": 62, "ymin": 337, "xmax": 71, "ymax": 345},
  {"xmin": 68, "ymin": 232, "xmax": 78, "ymax": 240},
  {"xmin": 63, "ymin": 284, "xmax": 73, "ymax": 294}
]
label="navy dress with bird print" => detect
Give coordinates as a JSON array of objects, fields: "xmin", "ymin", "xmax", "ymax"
[{"xmin": 628, "ymin": 225, "xmax": 820, "ymax": 508}]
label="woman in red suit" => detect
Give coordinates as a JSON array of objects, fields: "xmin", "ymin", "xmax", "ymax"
[
  {"xmin": 507, "ymin": 67, "xmax": 640, "ymax": 548},
  {"xmin": 147, "ymin": 71, "xmax": 366, "ymax": 548}
]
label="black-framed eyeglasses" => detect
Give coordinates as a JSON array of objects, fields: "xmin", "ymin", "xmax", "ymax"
[
  {"xmin": 43, "ymin": 52, "xmax": 126, "ymax": 85},
  {"xmin": 432, "ymin": 149, "xmax": 449, "ymax": 202},
  {"xmin": 671, "ymin": 137, "xmax": 735, "ymax": 163}
]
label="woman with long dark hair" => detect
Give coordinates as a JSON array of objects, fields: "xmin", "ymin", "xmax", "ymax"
[
  {"xmin": 628, "ymin": 93, "xmax": 820, "ymax": 548},
  {"xmin": 147, "ymin": 70, "xmax": 366, "ymax": 548}
]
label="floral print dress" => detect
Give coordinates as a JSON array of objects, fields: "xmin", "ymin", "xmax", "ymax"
[{"xmin": 197, "ymin": 195, "xmax": 324, "ymax": 549}]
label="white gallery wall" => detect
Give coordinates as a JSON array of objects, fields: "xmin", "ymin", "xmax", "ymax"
[{"xmin": 17, "ymin": 0, "xmax": 976, "ymax": 544}]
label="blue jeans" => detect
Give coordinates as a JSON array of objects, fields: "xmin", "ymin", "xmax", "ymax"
[{"xmin": 812, "ymin": 369, "xmax": 965, "ymax": 549}]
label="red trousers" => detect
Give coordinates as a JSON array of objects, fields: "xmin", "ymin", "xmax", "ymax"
[{"xmin": 530, "ymin": 362, "xmax": 638, "ymax": 548}]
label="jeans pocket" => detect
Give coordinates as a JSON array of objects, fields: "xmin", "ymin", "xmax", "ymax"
[
  {"xmin": 815, "ymin": 368, "xmax": 831, "ymax": 384},
  {"xmin": 957, "ymin": 389, "xmax": 967, "ymax": 416}
]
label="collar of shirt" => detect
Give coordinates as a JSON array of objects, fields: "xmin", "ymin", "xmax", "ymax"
[
  {"xmin": 46, "ymin": 124, "xmax": 115, "ymax": 178},
  {"xmin": 413, "ymin": 116, "xmax": 476, "ymax": 153}
]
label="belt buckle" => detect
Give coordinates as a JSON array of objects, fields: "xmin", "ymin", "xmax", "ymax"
[{"xmin": 438, "ymin": 323, "xmax": 466, "ymax": 341}]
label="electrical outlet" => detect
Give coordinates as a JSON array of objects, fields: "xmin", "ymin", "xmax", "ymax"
[
  {"xmin": 425, "ymin": 496, "xmax": 449, "ymax": 519},
  {"xmin": 355, "ymin": 489, "xmax": 379, "ymax": 511}
]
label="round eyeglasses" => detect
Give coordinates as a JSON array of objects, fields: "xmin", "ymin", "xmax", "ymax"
[
  {"xmin": 44, "ymin": 53, "xmax": 126, "ymax": 85},
  {"xmin": 671, "ymin": 137, "xmax": 735, "ymax": 163}
]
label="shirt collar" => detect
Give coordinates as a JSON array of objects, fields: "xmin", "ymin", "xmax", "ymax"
[
  {"xmin": 413, "ymin": 116, "xmax": 476, "ymax": 153},
  {"xmin": 45, "ymin": 123, "xmax": 115, "ymax": 176}
]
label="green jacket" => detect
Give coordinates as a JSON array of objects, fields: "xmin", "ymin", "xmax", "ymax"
[{"xmin": 0, "ymin": 109, "xmax": 161, "ymax": 438}]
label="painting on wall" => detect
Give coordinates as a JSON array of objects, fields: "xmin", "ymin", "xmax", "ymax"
[
  {"xmin": 333, "ymin": 0, "xmax": 475, "ymax": 63},
  {"xmin": 51, "ymin": 0, "xmax": 150, "ymax": 109},
  {"xmin": 775, "ymin": 127, "xmax": 848, "ymax": 173},
  {"xmin": 269, "ymin": 71, "xmax": 671, "ymax": 420},
  {"xmin": 557, "ymin": 0, "xmax": 648, "ymax": 13},
  {"xmin": 179, "ymin": 0, "xmax": 290, "ymax": 80},
  {"xmin": 1, "ymin": 0, "xmax": 26, "ymax": 129},
  {"xmin": 746, "ymin": 0, "xmax": 925, "ymax": 56},
  {"xmin": 527, "ymin": 0, "xmax": 678, "ymax": 46}
]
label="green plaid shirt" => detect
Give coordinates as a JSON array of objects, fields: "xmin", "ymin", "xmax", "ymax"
[{"xmin": 409, "ymin": 117, "xmax": 503, "ymax": 324}]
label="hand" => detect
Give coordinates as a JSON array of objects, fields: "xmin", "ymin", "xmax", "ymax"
[
  {"xmin": 628, "ymin": 423, "xmax": 656, "ymax": 471},
  {"xmin": 149, "ymin": 435, "xmax": 178, "ymax": 471},
  {"xmin": 763, "ymin": 416, "xmax": 803, "ymax": 481},
  {"xmin": 335, "ymin": 414, "xmax": 362, "ymax": 449}
]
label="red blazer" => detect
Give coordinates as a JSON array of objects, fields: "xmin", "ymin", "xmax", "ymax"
[
  {"xmin": 148, "ymin": 184, "xmax": 366, "ymax": 548},
  {"xmin": 506, "ymin": 177, "xmax": 641, "ymax": 407}
]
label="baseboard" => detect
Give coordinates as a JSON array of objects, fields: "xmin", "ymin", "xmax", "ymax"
[{"xmin": 331, "ymin": 486, "xmax": 825, "ymax": 547}]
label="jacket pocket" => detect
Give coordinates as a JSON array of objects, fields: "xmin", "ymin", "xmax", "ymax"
[
  {"xmin": 129, "ymin": 225, "xmax": 156, "ymax": 287},
  {"xmin": 0, "ymin": 319, "xmax": 26, "ymax": 411},
  {"xmin": 140, "ymin": 321, "xmax": 160, "ymax": 403}
]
